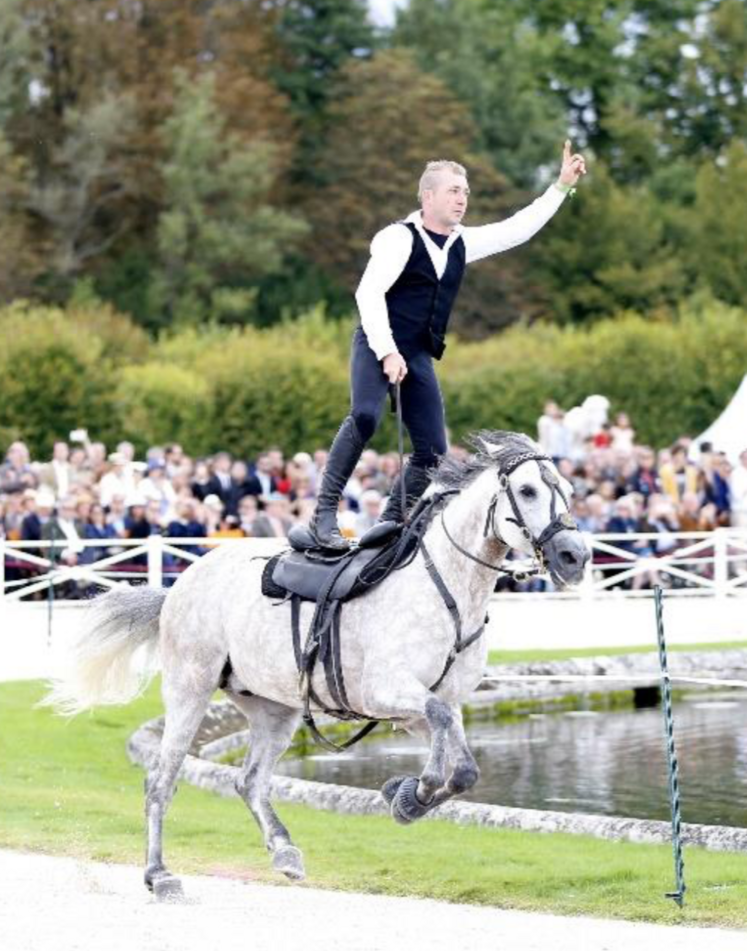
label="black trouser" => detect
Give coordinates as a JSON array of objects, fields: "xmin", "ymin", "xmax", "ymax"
[{"xmin": 349, "ymin": 326, "xmax": 447, "ymax": 468}]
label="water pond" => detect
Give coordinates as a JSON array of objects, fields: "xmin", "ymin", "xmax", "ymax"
[{"xmin": 276, "ymin": 693, "xmax": 747, "ymax": 827}]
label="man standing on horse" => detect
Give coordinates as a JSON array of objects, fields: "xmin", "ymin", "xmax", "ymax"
[{"xmin": 309, "ymin": 140, "xmax": 587, "ymax": 550}]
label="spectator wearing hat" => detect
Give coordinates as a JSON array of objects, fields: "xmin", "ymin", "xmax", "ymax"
[
  {"xmin": 202, "ymin": 494, "xmax": 226, "ymax": 534},
  {"xmin": 140, "ymin": 461, "xmax": 177, "ymax": 522}
]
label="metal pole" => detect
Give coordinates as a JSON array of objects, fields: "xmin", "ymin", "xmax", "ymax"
[
  {"xmin": 654, "ymin": 585, "xmax": 686, "ymax": 907},
  {"xmin": 395, "ymin": 382, "xmax": 407, "ymax": 525}
]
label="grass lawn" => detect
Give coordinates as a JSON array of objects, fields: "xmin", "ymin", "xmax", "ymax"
[
  {"xmin": 488, "ymin": 640, "xmax": 747, "ymax": 666},
  {"xmin": 1, "ymin": 679, "xmax": 747, "ymax": 928}
]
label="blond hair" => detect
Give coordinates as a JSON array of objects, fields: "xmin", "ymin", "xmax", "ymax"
[{"xmin": 417, "ymin": 160, "xmax": 468, "ymax": 202}]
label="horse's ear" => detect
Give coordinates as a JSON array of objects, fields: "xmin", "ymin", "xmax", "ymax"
[{"xmin": 479, "ymin": 437, "xmax": 504, "ymax": 456}]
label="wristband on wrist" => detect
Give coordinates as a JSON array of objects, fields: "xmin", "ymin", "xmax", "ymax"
[{"xmin": 554, "ymin": 180, "xmax": 576, "ymax": 198}]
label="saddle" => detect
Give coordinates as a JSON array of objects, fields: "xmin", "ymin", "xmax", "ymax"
[{"xmin": 263, "ymin": 520, "xmax": 405, "ymax": 604}]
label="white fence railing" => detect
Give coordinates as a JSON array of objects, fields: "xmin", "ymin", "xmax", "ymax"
[{"xmin": 1, "ymin": 529, "xmax": 746, "ymax": 603}]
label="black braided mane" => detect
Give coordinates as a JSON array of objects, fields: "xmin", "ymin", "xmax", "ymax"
[{"xmin": 432, "ymin": 430, "xmax": 541, "ymax": 491}]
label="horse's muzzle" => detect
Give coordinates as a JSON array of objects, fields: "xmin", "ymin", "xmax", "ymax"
[{"xmin": 543, "ymin": 530, "xmax": 590, "ymax": 588}]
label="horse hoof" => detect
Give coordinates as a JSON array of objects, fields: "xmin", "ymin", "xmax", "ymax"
[
  {"xmin": 391, "ymin": 776, "xmax": 431, "ymax": 825},
  {"xmin": 273, "ymin": 845, "xmax": 306, "ymax": 882},
  {"xmin": 381, "ymin": 775, "xmax": 409, "ymax": 805},
  {"xmin": 151, "ymin": 873, "xmax": 185, "ymax": 903}
]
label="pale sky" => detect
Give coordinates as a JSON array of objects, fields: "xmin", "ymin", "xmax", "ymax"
[{"xmin": 367, "ymin": 0, "xmax": 408, "ymax": 28}]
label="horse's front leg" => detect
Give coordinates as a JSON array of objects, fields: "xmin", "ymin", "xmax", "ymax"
[
  {"xmin": 425, "ymin": 704, "xmax": 480, "ymax": 805},
  {"xmin": 382, "ymin": 704, "xmax": 480, "ymax": 819},
  {"xmin": 362, "ymin": 669, "xmax": 453, "ymax": 822}
]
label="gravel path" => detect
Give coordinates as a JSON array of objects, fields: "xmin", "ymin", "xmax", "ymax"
[{"xmin": 2, "ymin": 849, "xmax": 745, "ymax": 951}]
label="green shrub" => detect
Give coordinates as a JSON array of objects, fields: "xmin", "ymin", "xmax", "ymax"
[
  {"xmin": 116, "ymin": 363, "xmax": 211, "ymax": 453},
  {"xmin": 0, "ymin": 303, "xmax": 122, "ymax": 456},
  {"xmin": 2, "ymin": 295, "xmax": 745, "ymax": 459}
]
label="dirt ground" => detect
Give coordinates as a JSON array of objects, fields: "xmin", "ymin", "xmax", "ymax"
[{"xmin": 2, "ymin": 849, "xmax": 745, "ymax": 951}]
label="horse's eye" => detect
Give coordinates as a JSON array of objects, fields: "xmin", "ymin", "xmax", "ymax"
[{"xmin": 519, "ymin": 485, "xmax": 537, "ymax": 499}]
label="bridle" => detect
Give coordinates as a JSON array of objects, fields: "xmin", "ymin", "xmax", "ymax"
[{"xmin": 440, "ymin": 451, "xmax": 579, "ymax": 580}]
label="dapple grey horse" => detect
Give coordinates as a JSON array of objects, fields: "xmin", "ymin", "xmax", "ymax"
[{"xmin": 45, "ymin": 432, "xmax": 589, "ymax": 899}]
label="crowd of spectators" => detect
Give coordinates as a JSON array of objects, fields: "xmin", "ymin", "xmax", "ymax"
[
  {"xmin": 536, "ymin": 401, "xmax": 747, "ymax": 535},
  {"xmin": 1, "ymin": 406, "xmax": 746, "ymax": 588}
]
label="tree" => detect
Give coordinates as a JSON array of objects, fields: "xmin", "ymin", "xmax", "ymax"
[
  {"xmin": 530, "ymin": 162, "xmax": 690, "ymax": 323},
  {"xmin": 0, "ymin": 132, "xmax": 48, "ymax": 302},
  {"xmin": 687, "ymin": 140, "xmax": 747, "ymax": 305},
  {"xmin": 392, "ymin": 0, "xmax": 566, "ymax": 190},
  {"xmin": 150, "ymin": 70, "xmax": 308, "ymax": 327},
  {"xmin": 0, "ymin": 0, "xmax": 33, "ymax": 131},
  {"xmin": 271, "ymin": 0, "xmax": 376, "ymax": 119},
  {"xmin": 26, "ymin": 94, "xmax": 139, "ymax": 292},
  {"xmin": 0, "ymin": 0, "xmax": 295, "ymax": 315}
]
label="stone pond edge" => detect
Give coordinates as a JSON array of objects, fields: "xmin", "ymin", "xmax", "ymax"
[{"xmin": 127, "ymin": 713, "xmax": 747, "ymax": 854}]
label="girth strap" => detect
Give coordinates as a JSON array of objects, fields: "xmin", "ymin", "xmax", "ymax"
[{"xmin": 420, "ymin": 537, "xmax": 486, "ymax": 693}]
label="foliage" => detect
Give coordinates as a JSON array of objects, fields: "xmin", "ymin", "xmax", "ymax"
[
  {"xmin": 687, "ymin": 140, "xmax": 747, "ymax": 306},
  {"xmin": 272, "ymin": 0, "xmax": 376, "ymax": 120},
  {"xmin": 150, "ymin": 70, "xmax": 308, "ymax": 328},
  {"xmin": 442, "ymin": 294, "xmax": 747, "ymax": 448},
  {"xmin": 2, "ymin": 296, "xmax": 744, "ymax": 460},
  {"xmin": 392, "ymin": 0, "xmax": 566, "ymax": 190},
  {"xmin": 0, "ymin": 0, "xmax": 744, "ymax": 331},
  {"xmin": 529, "ymin": 162, "xmax": 691, "ymax": 324},
  {"xmin": 0, "ymin": 132, "xmax": 46, "ymax": 302},
  {"xmin": 0, "ymin": 303, "xmax": 123, "ymax": 455}
]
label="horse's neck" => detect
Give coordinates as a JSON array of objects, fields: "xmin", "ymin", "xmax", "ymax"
[{"xmin": 424, "ymin": 476, "xmax": 507, "ymax": 622}]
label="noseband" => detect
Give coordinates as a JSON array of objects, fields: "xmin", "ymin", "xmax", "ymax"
[{"xmin": 440, "ymin": 451, "xmax": 578, "ymax": 578}]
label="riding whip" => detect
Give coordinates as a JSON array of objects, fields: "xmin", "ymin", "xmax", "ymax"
[
  {"xmin": 654, "ymin": 585, "xmax": 686, "ymax": 908},
  {"xmin": 394, "ymin": 382, "xmax": 407, "ymax": 524}
]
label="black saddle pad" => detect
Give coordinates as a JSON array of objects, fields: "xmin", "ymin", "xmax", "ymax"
[{"xmin": 270, "ymin": 542, "xmax": 393, "ymax": 604}]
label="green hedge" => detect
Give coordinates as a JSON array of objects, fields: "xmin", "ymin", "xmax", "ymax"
[{"xmin": 1, "ymin": 295, "xmax": 745, "ymax": 458}]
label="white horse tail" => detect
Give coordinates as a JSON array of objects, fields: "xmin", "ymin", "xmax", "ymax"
[{"xmin": 41, "ymin": 586, "xmax": 167, "ymax": 715}]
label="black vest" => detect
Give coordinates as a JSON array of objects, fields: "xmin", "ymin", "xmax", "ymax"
[{"xmin": 385, "ymin": 223, "xmax": 466, "ymax": 360}]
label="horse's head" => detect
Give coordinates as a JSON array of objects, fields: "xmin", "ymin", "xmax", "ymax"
[
  {"xmin": 437, "ymin": 431, "xmax": 590, "ymax": 588},
  {"xmin": 479, "ymin": 432, "xmax": 589, "ymax": 587}
]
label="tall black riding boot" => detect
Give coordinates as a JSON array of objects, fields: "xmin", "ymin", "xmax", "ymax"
[
  {"xmin": 308, "ymin": 416, "xmax": 365, "ymax": 550},
  {"xmin": 379, "ymin": 463, "xmax": 432, "ymax": 525}
]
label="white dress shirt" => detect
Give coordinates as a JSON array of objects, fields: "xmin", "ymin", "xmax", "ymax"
[{"xmin": 355, "ymin": 183, "xmax": 568, "ymax": 360}]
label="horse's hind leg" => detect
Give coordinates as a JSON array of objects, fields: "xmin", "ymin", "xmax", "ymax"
[
  {"xmin": 144, "ymin": 669, "xmax": 220, "ymax": 900},
  {"xmin": 226, "ymin": 694, "xmax": 305, "ymax": 881}
]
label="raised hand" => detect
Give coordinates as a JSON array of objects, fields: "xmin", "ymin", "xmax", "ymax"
[{"xmin": 558, "ymin": 139, "xmax": 587, "ymax": 187}]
